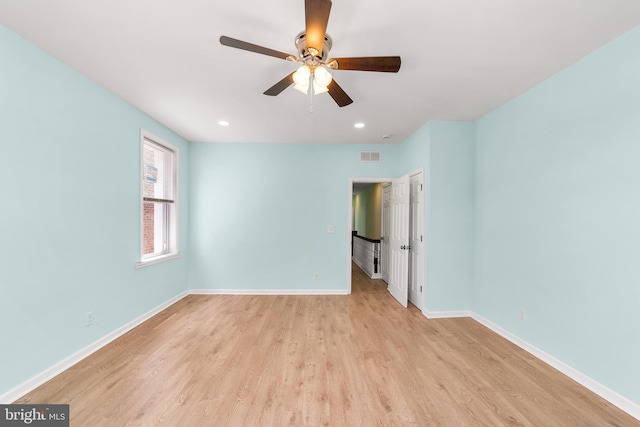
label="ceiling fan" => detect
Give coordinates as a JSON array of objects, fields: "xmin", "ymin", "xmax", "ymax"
[{"xmin": 220, "ymin": 0, "xmax": 401, "ymax": 107}]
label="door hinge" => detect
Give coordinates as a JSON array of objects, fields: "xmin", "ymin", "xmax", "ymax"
[
  {"xmin": 420, "ymin": 286, "xmax": 423, "ymax": 292},
  {"xmin": 420, "ymin": 235, "xmax": 423, "ymax": 242},
  {"xmin": 420, "ymin": 184, "xmax": 423, "ymax": 191}
]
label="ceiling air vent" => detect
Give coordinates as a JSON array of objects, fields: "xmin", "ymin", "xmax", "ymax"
[{"xmin": 360, "ymin": 151, "xmax": 381, "ymax": 162}]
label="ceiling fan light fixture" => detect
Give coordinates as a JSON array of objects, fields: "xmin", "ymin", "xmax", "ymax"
[
  {"xmin": 313, "ymin": 80, "xmax": 329, "ymax": 95},
  {"xmin": 314, "ymin": 66, "xmax": 332, "ymax": 89},
  {"xmin": 293, "ymin": 64, "xmax": 332, "ymax": 95},
  {"xmin": 293, "ymin": 64, "xmax": 311, "ymax": 94},
  {"xmin": 293, "ymin": 82, "xmax": 310, "ymax": 94}
]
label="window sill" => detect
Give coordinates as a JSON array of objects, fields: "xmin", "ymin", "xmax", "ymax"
[{"xmin": 135, "ymin": 252, "xmax": 180, "ymax": 269}]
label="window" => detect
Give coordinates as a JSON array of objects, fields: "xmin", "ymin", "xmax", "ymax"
[{"xmin": 137, "ymin": 130, "xmax": 178, "ymax": 267}]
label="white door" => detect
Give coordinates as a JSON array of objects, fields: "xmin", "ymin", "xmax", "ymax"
[
  {"xmin": 388, "ymin": 174, "xmax": 410, "ymax": 307},
  {"xmin": 381, "ymin": 183, "xmax": 391, "ymax": 284},
  {"xmin": 408, "ymin": 173, "xmax": 424, "ymax": 309}
]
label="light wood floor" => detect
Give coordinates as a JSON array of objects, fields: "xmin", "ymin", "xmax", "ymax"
[{"xmin": 17, "ymin": 263, "xmax": 638, "ymax": 426}]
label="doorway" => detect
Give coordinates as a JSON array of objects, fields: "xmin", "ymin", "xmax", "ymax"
[{"xmin": 348, "ymin": 171, "xmax": 425, "ymax": 310}]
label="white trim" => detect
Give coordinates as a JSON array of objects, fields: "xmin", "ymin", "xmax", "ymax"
[
  {"xmin": 422, "ymin": 310, "xmax": 640, "ymax": 420},
  {"xmin": 135, "ymin": 252, "xmax": 181, "ymax": 269},
  {"xmin": 422, "ymin": 309, "xmax": 472, "ymax": 319},
  {"xmin": 0, "ymin": 291, "xmax": 189, "ymax": 404},
  {"xmin": 3, "ymin": 293, "xmax": 638, "ymax": 421},
  {"xmin": 189, "ymin": 289, "xmax": 349, "ymax": 296},
  {"xmin": 470, "ymin": 313, "xmax": 640, "ymax": 421},
  {"xmin": 408, "ymin": 167, "xmax": 425, "ymax": 178},
  {"xmin": 420, "ymin": 309, "xmax": 640, "ymax": 420},
  {"xmin": 408, "ymin": 170, "xmax": 425, "ymax": 310}
]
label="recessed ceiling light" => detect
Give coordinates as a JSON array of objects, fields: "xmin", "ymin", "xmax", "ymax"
[
  {"xmin": 218, "ymin": 120, "xmax": 230, "ymax": 126},
  {"xmin": 354, "ymin": 122, "xmax": 365, "ymax": 128}
]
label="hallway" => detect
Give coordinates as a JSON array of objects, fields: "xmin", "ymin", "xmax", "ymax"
[{"xmin": 350, "ymin": 261, "xmax": 387, "ymax": 294}]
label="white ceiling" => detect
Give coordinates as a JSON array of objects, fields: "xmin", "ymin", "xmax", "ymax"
[{"xmin": 2, "ymin": 1, "xmax": 639, "ymax": 144}]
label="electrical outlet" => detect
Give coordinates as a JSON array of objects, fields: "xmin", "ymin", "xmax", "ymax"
[
  {"xmin": 314, "ymin": 273, "xmax": 319, "ymax": 280},
  {"xmin": 519, "ymin": 308, "xmax": 526, "ymax": 321},
  {"xmin": 86, "ymin": 311, "xmax": 94, "ymax": 326}
]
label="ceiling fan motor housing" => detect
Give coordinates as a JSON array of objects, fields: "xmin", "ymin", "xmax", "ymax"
[{"xmin": 295, "ymin": 31, "xmax": 332, "ymax": 61}]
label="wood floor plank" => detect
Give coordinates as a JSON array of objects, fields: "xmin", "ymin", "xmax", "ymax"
[{"xmin": 15, "ymin": 264, "xmax": 639, "ymax": 426}]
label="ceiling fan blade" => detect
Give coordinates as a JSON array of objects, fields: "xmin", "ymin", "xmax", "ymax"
[
  {"xmin": 327, "ymin": 79, "xmax": 353, "ymax": 107},
  {"xmin": 263, "ymin": 72, "xmax": 295, "ymax": 96},
  {"xmin": 220, "ymin": 36, "xmax": 292, "ymax": 60},
  {"xmin": 328, "ymin": 56, "xmax": 401, "ymax": 73},
  {"xmin": 305, "ymin": 0, "xmax": 332, "ymax": 56}
]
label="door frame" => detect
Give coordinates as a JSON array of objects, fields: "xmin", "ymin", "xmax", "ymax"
[
  {"xmin": 348, "ymin": 177, "xmax": 393, "ymax": 294},
  {"xmin": 381, "ymin": 183, "xmax": 391, "ymax": 284},
  {"xmin": 408, "ymin": 171, "xmax": 425, "ymax": 309},
  {"xmin": 347, "ymin": 170, "xmax": 427, "ymax": 302}
]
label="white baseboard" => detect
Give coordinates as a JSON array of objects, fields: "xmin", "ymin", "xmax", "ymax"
[
  {"xmin": 3, "ymin": 294, "xmax": 638, "ymax": 421},
  {"xmin": 189, "ymin": 289, "xmax": 349, "ymax": 295},
  {"xmin": 1, "ymin": 288, "xmax": 345, "ymax": 402},
  {"xmin": 422, "ymin": 309, "xmax": 472, "ymax": 319},
  {"xmin": 0, "ymin": 290, "xmax": 189, "ymax": 404},
  {"xmin": 421, "ymin": 309, "xmax": 639, "ymax": 421},
  {"xmin": 470, "ymin": 313, "xmax": 640, "ymax": 422}
]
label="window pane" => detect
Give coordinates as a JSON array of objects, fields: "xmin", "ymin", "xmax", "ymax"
[
  {"xmin": 143, "ymin": 201, "xmax": 168, "ymax": 256},
  {"xmin": 143, "ymin": 141, "xmax": 173, "ymax": 200},
  {"xmin": 140, "ymin": 131, "xmax": 178, "ymax": 264}
]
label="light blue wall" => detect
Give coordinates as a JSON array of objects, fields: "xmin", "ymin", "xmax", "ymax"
[
  {"xmin": 429, "ymin": 121, "xmax": 475, "ymax": 311},
  {"xmin": 186, "ymin": 120, "xmax": 475, "ymax": 302},
  {"xmin": 399, "ymin": 121, "xmax": 475, "ymax": 312},
  {"xmin": 187, "ymin": 142, "xmax": 399, "ymax": 291},
  {"xmin": 3, "ymin": 16, "xmax": 637, "ymax": 415},
  {"xmin": 0, "ymin": 26, "xmax": 190, "ymax": 396},
  {"xmin": 474, "ymin": 25, "xmax": 640, "ymax": 404}
]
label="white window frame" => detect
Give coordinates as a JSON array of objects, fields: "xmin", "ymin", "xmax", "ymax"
[{"xmin": 136, "ymin": 130, "xmax": 179, "ymax": 268}]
